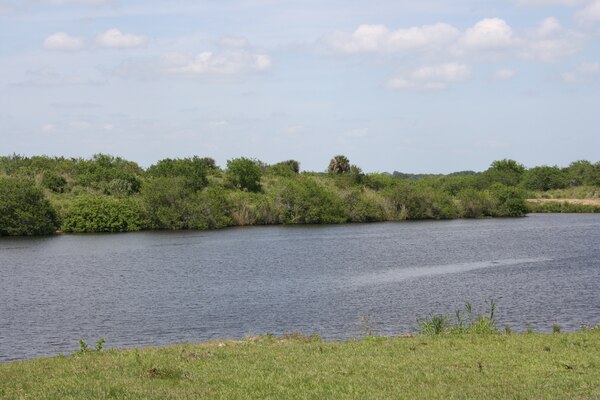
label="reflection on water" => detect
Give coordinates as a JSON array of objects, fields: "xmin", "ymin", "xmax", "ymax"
[
  {"xmin": 350, "ymin": 257, "xmax": 553, "ymax": 286},
  {"xmin": 1, "ymin": 214, "xmax": 600, "ymax": 362}
]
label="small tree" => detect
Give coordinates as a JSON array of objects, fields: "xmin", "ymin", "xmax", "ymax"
[
  {"xmin": 328, "ymin": 155, "xmax": 350, "ymax": 174},
  {"xmin": 566, "ymin": 160, "xmax": 597, "ymax": 186},
  {"xmin": 226, "ymin": 157, "xmax": 262, "ymax": 192},
  {"xmin": 522, "ymin": 166, "xmax": 568, "ymax": 191},
  {"xmin": 279, "ymin": 160, "xmax": 300, "ymax": 174},
  {"xmin": 269, "ymin": 160, "xmax": 300, "ymax": 177},
  {"xmin": 483, "ymin": 159, "xmax": 525, "ymax": 187}
]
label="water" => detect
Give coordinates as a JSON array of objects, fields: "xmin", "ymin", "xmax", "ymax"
[{"xmin": 1, "ymin": 214, "xmax": 599, "ymax": 362}]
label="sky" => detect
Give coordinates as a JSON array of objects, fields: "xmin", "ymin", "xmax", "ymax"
[{"xmin": 1, "ymin": 0, "xmax": 599, "ymax": 173}]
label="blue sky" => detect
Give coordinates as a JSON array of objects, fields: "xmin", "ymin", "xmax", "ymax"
[{"xmin": 1, "ymin": 0, "xmax": 599, "ymax": 173}]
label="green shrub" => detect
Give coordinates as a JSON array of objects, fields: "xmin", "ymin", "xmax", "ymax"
[
  {"xmin": 141, "ymin": 177, "xmax": 195, "ymax": 230},
  {"xmin": 41, "ymin": 171, "xmax": 68, "ymax": 193},
  {"xmin": 383, "ymin": 183, "xmax": 456, "ymax": 220},
  {"xmin": 344, "ymin": 190, "xmax": 387, "ymax": 222},
  {"xmin": 229, "ymin": 191, "xmax": 279, "ymax": 225},
  {"xmin": 147, "ymin": 157, "xmax": 208, "ymax": 191},
  {"xmin": 489, "ymin": 183, "xmax": 528, "ymax": 217},
  {"xmin": 142, "ymin": 178, "xmax": 232, "ymax": 230},
  {"xmin": 362, "ymin": 173, "xmax": 396, "ymax": 191},
  {"xmin": 419, "ymin": 301, "xmax": 499, "ymax": 336},
  {"xmin": 0, "ymin": 177, "xmax": 59, "ymax": 236},
  {"xmin": 482, "ymin": 159, "xmax": 525, "ymax": 187},
  {"xmin": 522, "ymin": 166, "xmax": 569, "ymax": 191},
  {"xmin": 276, "ymin": 177, "xmax": 346, "ymax": 224},
  {"xmin": 226, "ymin": 158, "xmax": 262, "ymax": 192},
  {"xmin": 268, "ymin": 160, "xmax": 300, "ymax": 177},
  {"xmin": 418, "ymin": 314, "xmax": 451, "ymax": 335},
  {"xmin": 566, "ymin": 160, "xmax": 598, "ymax": 186},
  {"xmin": 73, "ymin": 154, "xmax": 143, "ymax": 194},
  {"xmin": 456, "ymin": 188, "xmax": 495, "ymax": 218},
  {"xmin": 62, "ymin": 195, "xmax": 144, "ymax": 233},
  {"xmin": 186, "ymin": 187, "xmax": 232, "ymax": 230}
]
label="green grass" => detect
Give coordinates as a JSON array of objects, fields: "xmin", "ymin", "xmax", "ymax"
[{"xmin": 2, "ymin": 331, "xmax": 600, "ymax": 399}]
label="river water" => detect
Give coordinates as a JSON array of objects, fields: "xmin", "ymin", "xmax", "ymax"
[{"xmin": 1, "ymin": 214, "xmax": 599, "ymax": 362}]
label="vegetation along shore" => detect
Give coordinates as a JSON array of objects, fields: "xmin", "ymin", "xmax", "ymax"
[{"xmin": 1, "ymin": 154, "xmax": 600, "ymax": 236}]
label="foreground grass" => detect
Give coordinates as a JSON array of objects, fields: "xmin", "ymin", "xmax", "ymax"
[{"xmin": 2, "ymin": 332, "xmax": 600, "ymax": 400}]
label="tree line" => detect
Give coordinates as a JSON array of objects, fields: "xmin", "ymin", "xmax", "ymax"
[{"xmin": 1, "ymin": 154, "xmax": 599, "ymax": 236}]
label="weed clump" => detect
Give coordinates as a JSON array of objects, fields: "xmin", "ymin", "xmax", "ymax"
[
  {"xmin": 417, "ymin": 300, "xmax": 499, "ymax": 336},
  {"xmin": 74, "ymin": 338, "xmax": 106, "ymax": 355}
]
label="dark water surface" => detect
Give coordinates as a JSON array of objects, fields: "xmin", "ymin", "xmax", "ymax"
[{"xmin": 1, "ymin": 214, "xmax": 599, "ymax": 362}]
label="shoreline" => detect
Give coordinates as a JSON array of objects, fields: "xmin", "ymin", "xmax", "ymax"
[
  {"xmin": 1, "ymin": 210, "xmax": 599, "ymax": 238},
  {"xmin": 2, "ymin": 331, "xmax": 599, "ymax": 398}
]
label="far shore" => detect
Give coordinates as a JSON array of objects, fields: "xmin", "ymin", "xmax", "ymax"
[{"xmin": 528, "ymin": 198, "xmax": 600, "ymax": 206}]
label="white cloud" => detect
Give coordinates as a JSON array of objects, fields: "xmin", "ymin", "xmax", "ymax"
[
  {"xmin": 562, "ymin": 62, "xmax": 600, "ymax": 82},
  {"xmin": 42, "ymin": 123, "xmax": 56, "ymax": 132},
  {"xmin": 163, "ymin": 50, "xmax": 272, "ymax": 75},
  {"xmin": 576, "ymin": 0, "xmax": 600, "ymax": 23},
  {"xmin": 388, "ymin": 63, "xmax": 472, "ymax": 90},
  {"xmin": 521, "ymin": 17, "xmax": 586, "ymax": 61},
  {"xmin": 103, "ymin": 123, "xmax": 114, "ymax": 131},
  {"xmin": 323, "ymin": 18, "xmax": 586, "ymax": 63},
  {"xmin": 493, "ymin": 68, "xmax": 517, "ymax": 80},
  {"xmin": 460, "ymin": 18, "xmax": 514, "ymax": 50},
  {"xmin": 96, "ymin": 29, "xmax": 146, "ymax": 49},
  {"xmin": 43, "ymin": 32, "xmax": 84, "ymax": 51},
  {"xmin": 323, "ymin": 22, "xmax": 460, "ymax": 54}
]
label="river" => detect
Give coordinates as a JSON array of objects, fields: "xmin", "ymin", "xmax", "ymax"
[{"xmin": 1, "ymin": 214, "xmax": 599, "ymax": 362}]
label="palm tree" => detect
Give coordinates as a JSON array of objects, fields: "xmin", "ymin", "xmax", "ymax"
[{"xmin": 328, "ymin": 155, "xmax": 350, "ymax": 174}]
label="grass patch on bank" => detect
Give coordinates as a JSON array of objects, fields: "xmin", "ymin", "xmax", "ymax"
[{"xmin": 1, "ymin": 330, "xmax": 600, "ymax": 399}]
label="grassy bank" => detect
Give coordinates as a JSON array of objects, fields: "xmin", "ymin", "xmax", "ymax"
[
  {"xmin": 2, "ymin": 331, "xmax": 600, "ymax": 399},
  {"xmin": 527, "ymin": 198, "xmax": 600, "ymax": 213}
]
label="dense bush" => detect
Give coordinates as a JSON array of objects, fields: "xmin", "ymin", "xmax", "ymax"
[
  {"xmin": 229, "ymin": 191, "xmax": 279, "ymax": 225},
  {"xmin": 62, "ymin": 195, "xmax": 144, "ymax": 233},
  {"xmin": 384, "ymin": 183, "xmax": 457, "ymax": 220},
  {"xmin": 456, "ymin": 189, "xmax": 495, "ymax": 218},
  {"xmin": 2, "ymin": 154, "xmax": 600, "ymax": 235},
  {"xmin": 276, "ymin": 177, "xmax": 346, "ymax": 224},
  {"xmin": 344, "ymin": 190, "xmax": 387, "ymax": 222},
  {"xmin": 141, "ymin": 177, "xmax": 195, "ymax": 230},
  {"xmin": 522, "ymin": 166, "xmax": 568, "ymax": 191},
  {"xmin": 268, "ymin": 160, "xmax": 300, "ymax": 177},
  {"xmin": 41, "ymin": 171, "xmax": 67, "ymax": 193},
  {"xmin": 147, "ymin": 157, "xmax": 209, "ymax": 191},
  {"xmin": 187, "ymin": 187, "xmax": 232, "ymax": 230},
  {"xmin": 488, "ymin": 184, "xmax": 528, "ymax": 217},
  {"xmin": 141, "ymin": 177, "xmax": 232, "ymax": 230},
  {"xmin": 73, "ymin": 154, "xmax": 143, "ymax": 195},
  {"xmin": 0, "ymin": 177, "xmax": 59, "ymax": 236},
  {"xmin": 482, "ymin": 159, "xmax": 525, "ymax": 188},
  {"xmin": 226, "ymin": 158, "xmax": 262, "ymax": 192}
]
